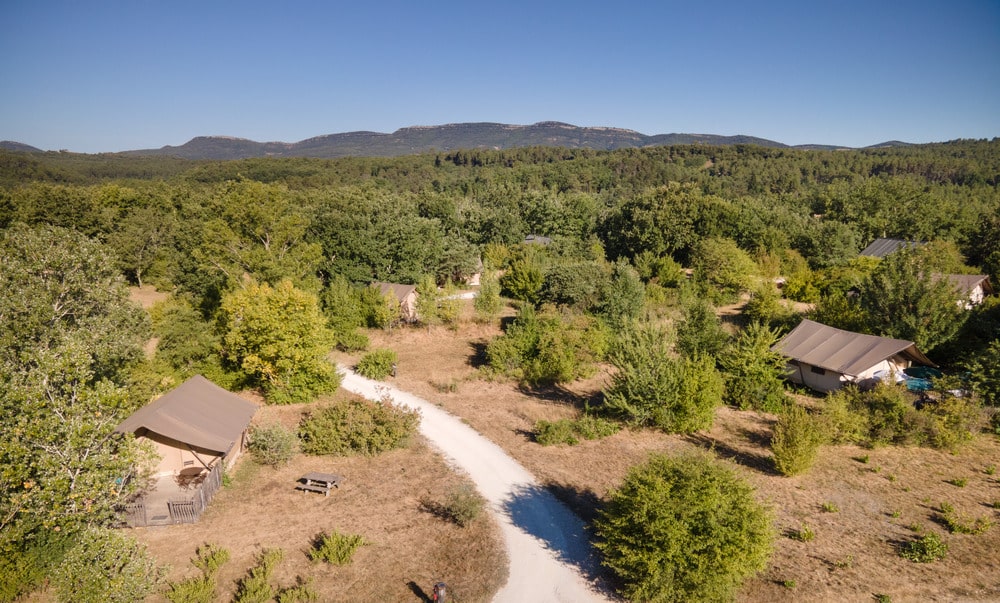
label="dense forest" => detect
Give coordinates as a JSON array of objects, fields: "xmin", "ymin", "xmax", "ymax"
[{"xmin": 2, "ymin": 139, "xmax": 1000, "ymax": 600}]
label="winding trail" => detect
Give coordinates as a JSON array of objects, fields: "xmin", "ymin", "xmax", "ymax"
[{"xmin": 338, "ymin": 366, "xmax": 612, "ymax": 603}]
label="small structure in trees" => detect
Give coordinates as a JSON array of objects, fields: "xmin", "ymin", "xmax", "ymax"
[
  {"xmin": 936, "ymin": 273, "xmax": 993, "ymax": 309},
  {"xmin": 373, "ymin": 282, "xmax": 419, "ymax": 322},
  {"xmin": 772, "ymin": 319, "xmax": 935, "ymax": 393},
  {"xmin": 859, "ymin": 237, "xmax": 923, "ymax": 258}
]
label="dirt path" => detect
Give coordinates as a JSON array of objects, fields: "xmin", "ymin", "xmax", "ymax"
[{"xmin": 337, "ymin": 365, "xmax": 612, "ymax": 603}]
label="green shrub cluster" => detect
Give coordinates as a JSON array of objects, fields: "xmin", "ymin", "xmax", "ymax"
[
  {"xmin": 771, "ymin": 404, "xmax": 825, "ymax": 476},
  {"xmin": 441, "ymin": 483, "xmax": 486, "ymax": 527},
  {"xmin": 165, "ymin": 544, "xmax": 230, "ymax": 603},
  {"xmin": 50, "ymin": 527, "xmax": 165, "ymax": 603},
  {"xmin": 0, "ymin": 528, "xmax": 76, "ymax": 602},
  {"xmin": 234, "ymin": 548, "xmax": 283, "ymax": 603},
  {"xmin": 486, "ymin": 305, "xmax": 607, "ymax": 386},
  {"xmin": 938, "ymin": 502, "xmax": 994, "ymax": 535},
  {"xmin": 247, "ymin": 423, "xmax": 299, "ymax": 467},
  {"xmin": 821, "ymin": 383, "xmax": 983, "ymax": 450},
  {"xmin": 594, "ymin": 452, "xmax": 774, "ymax": 602},
  {"xmin": 298, "ymin": 397, "xmax": 420, "ymax": 456},
  {"xmin": 355, "ymin": 348, "xmax": 398, "ymax": 380},
  {"xmin": 308, "ymin": 530, "xmax": 366, "ymax": 565},
  {"xmin": 899, "ymin": 532, "xmax": 948, "ymax": 563},
  {"xmin": 534, "ymin": 415, "xmax": 620, "ymax": 446}
]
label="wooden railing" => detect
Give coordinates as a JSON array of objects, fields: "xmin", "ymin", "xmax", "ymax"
[{"xmin": 118, "ymin": 462, "xmax": 224, "ymax": 528}]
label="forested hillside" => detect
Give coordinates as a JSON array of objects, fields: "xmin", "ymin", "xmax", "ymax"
[{"xmin": 2, "ymin": 139, "xmax": 1000, "ymax": 601}]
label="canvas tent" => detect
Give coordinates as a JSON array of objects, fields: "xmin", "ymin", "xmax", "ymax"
[
  {"xmin": 373, "ymin": 282, "xmax": 419, "ymax": 322},
  {"xmin": 859, "ymin": 237, "xmax": 922, "ymax": 258},
  {"xmin": 772, "ymin": 319, "xmax": 935, "ymax": 393},
  {"xmin": 116, "ymin": 375, "xmax": 257, "ymax": 477},
  {"xmin": 939, "ymin": 273, "xmax": 993, "ymax": 309}
]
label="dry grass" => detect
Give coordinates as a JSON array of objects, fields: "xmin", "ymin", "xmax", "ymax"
[
  {"xmin": 338, "ymin": 299, "xmax": 1000, "ymax": 602},
  {"xmin": 134, "ymin": 398, "xmax": 506, "ymax": 603}
]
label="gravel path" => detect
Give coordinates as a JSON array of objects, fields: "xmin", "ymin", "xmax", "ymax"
[{"xmin": 338, "ymin": 366, "xmax": 612, "ymax": 603}]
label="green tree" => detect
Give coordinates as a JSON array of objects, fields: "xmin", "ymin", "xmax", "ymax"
[
  {"xmin": 500, "ymin": 258, "xmax": 544, "ymax": 304},
  {"xmin": 196, "ymin": 180, "xmax": 322, "ymax": 291},
  {"xmin": 597, "ymin": 260, "xmax": 646, "ymax": 331},
  {"xmin": 857, "ymin": 248, "xmax": 967, "ymax": 352},
  {"xmin": 675, "ymin": 295, "xmax": 729, "ymax": 360},
  {"xmin": 50, "ymin": 527, "xmax": 165, "ymax": 603},
  {"xmin": 0, "ymin": 225, "xmax": 151, "ymax": 551},
  {"xmin": 603, "ymin": 321, "xmax": 723, "ymax": 432},
  {"xmin": 771, "ymin": 404, "xmax": 825, "ymax": 476},
  {"xmin": 720, "ymin": 322, "xmax": 788, "ymax": 412},
  {"xmin": 219, "ymin": 280, "xmax": 340, "ymax": 404},
  {"xmin": 691, "ymin": 237, "xmax": 760, "ymax": 304},
  {"xmin": 594, "ymin": 452, "xmax": 774, "ymax": 602},
  {"xmin": 473, "ymin": 271, "xmax": 504, "ymax": 323}
]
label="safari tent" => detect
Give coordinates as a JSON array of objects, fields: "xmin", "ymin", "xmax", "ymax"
[
  {"xmin": 374, "ymin": 282, "xmax": 419, "ymax": 322},
  {"xmin": 772, "ymin": 319, "xmax": 935, "ymax": 393},
  {"xmin": 116, "ymin": 375, "xmax": 258, "ymax": 477}
]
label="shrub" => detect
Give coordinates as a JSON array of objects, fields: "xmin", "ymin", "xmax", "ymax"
[
  {"xmin": 355, "ymin": 348, "xmax": 398, "ymax": 380},
  {"xmin": 0, "ymin": 528, "xmax": 76, "ymax": 602},
  {"xmin": 334, "ymin": 329, "xmax": 369, "ymax": 353},
  {"xmin": 789, "ymin": 524, "xmax": 815, "ymax": 542},
  {"xmin": 771, "ymin": 404, "xmax": 825, "ymax": 476},
  {"xmin": 719, "ymin": 321, "xmax": 789, "ymax": 413},
  {"xmin": 594, "ymin": 452, "xmax": 774, "ymax": 602},
  {"xmin": 308, "ymin": 530, "xmax": 366, "ymax": 565},
  {"xmin": 234, "ymin": 548, "xmax": 283, "ymax": 603},
  {"xmin": 442, "ymin": 483, "xmax": 486, "ymax": 527},
  {"xmin": 534, "ymin": 419, "xmax": 579, "ymax": 446},
  {"xmin": 275, "ymin": 578, "xmax": 319, "ymax": 603},
  {"xmin": 899, "ymin": 532, "xmax": 948, "ymax": 563},
  {"xmin": 248, "ymin": 424, "xmax": 299, "ymax": 467},
  {"xmin": 534, "ymin": 415, "xmax": 621, "ymax": 446},
  {"xmin": 50, "ymin": 527, "xmax": 165, "ymax": 603},
  {"xmin": 821, "ymin": 501, "xmax": 840, "ymax": 513},
  {"xmin": 298, "ymin": 397, "xmax": 420, "ymax": 456},
  {"xmin": 938, "ymin": 503, "xmax": 993, "ymax": 535},
  {"xmin": 165, "ymin": 544, "xmax": 231, "ymax": 603},
  {"xmin": 603, "ymin": 321, "xmax": 723, "ymax": 433}
]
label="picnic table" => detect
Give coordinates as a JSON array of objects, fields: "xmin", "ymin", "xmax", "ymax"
[{"xmin": 296, "ymin": 471, "xmax": 342, "ymax": 497}]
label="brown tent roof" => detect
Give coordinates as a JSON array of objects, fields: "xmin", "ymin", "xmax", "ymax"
[
  {"xmin": 116, "ymin": 375, "xmax": 257, "ymax": 454},
  {"xmin": 939, "ymin": 273, "xmax": 993, "ymax": 296},
  {"xmin": 373, "ymin": 282, "xmax": 417, "ymax": 303},
  {"xmin": 859, "ymin": 238, "xmax": 922, "ymax": 258},
  {"xmin": 772, "ymin": 319, "xmax": 935, "ymax": 377}
]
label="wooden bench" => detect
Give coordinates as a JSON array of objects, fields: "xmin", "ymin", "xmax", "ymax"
[{"xmin": 295, "ymin": 482, "xmax": 331, "ymax": 496}]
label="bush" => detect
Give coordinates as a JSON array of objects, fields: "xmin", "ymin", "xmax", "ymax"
[
  {"xmin": 603, "ymin": 321, "xmax": 723, "ymax": 433},
  {"xmin": 308, "ymin": 530, "xmax": 366, "ymax": 565},
  {"xmin": 355, "ymin": 348, "xmax": 398, "ymax": 380},
  {"xmin": 234, "ymin": 548, "xmax": 283, "ymax": 603},
  {"xmin": 938, "ymin": 503, "xmax": 994, "ymax": 535},
  {"xmin": 442, "ymin": 483, "xmax": 486, "ymax": 527},
  {"xmin": 248, "ymin": 424, "xmax": 299, "ymax": 467},
  {"xmin": 0, "ymin": 528, "xmax": 76, "ymax": 602},
  {"xmin": 534, "ymin": 415, "xmax": 621, "ymax": 446},
  {"xmin": 165, "ymin": 543, "xmax": 231, "ymax": 603},
  {"xmin": 298, "ymin": 397, "xmax": 420, "ymax": 456},
  {"xmin": 899, "ymin": 532, "xmax": 948, "ymax": 563},
  {"xmin": 50, "ymin": 527, "xmax": 165, "ymax": 603},
  {"xmin": 334, "ymin": 328, "xmax": 369, "ymax": 352},
  {"xmin": 772, "ymin": 404, "xmax": 825, "ymax": 476},
  {"xmin": 594, "ymin": 452, "xmax": 774, "ymax": 602}
]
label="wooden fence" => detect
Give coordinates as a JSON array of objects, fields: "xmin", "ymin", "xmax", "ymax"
[{"xmin": 118, "ymin": 462, "xmax": 224, "ymax": 528}]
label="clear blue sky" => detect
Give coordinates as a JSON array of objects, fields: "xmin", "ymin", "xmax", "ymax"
[{"xmin": 2, "ymin": 1, "xmax": 998, "ymax": 153}]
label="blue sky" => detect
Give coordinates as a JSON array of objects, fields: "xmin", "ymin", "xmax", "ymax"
[{"xmin": 2, "ymin": 1, "xmax": 998, "ymax": 153}]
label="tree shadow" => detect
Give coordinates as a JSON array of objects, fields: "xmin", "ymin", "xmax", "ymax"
[
  {"xmin": 683, "ymin": 432, "xmax": 780, "ymax": 476},
  {"xmin": 499, "ymin": 483, "xmax": 609, "ymax": 590},
  {"xmin": 406, "ymin": 581, "xmax": 432, "ymax": 603},
  {"xmin": 516, "ymin": 383, "xmax": 592, "ymax": 409},
  {"xmin": 545, "ymin": 481, "xmax": 604, "ymax": 524},
  {"xmin": 467, "ymin": 340, "xmax": 489, "ymax": 368}
]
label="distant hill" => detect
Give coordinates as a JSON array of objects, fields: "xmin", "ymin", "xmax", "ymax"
[
  {"xmin": 119, "ymin": 122, "xmax": 798, "ymax": 160},
  {"xmin": 0, "ymin": 141, "xmax": 42, "ymax": 153},
  {"xmin": 2, "ymin": 123, "xmax": 917, "ymax": 159}
]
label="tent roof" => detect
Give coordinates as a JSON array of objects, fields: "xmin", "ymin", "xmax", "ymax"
[
  {"xmin": 772, "ymin": 319, "xmax": 935, "ymax": 377},
  {"xmin": 859, "ymin": 238, "xmax": 921, "ymax": 258},
  {"xmin": 116, "ymin": 375, "xmax": 257, "ymax": 454},
  {"xmin": 373, "ymin": 282, "xmax": 417, "ymax": 303},
  {"xmin": 939, "ymin": 273, "xmax": 993, "ymax": 296}
]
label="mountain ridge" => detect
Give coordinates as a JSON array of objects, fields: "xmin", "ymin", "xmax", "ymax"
[{"xmin": 4, "ymin": 122, "xmax": 914, "ymax": 160}]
